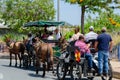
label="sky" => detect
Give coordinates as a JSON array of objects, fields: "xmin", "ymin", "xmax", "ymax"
[
  {"xmin": 54, "ymin": 0, "xmax": 81, "ymax": 26},
  {"xmin": 54, "ymin": 0, "xmax": 120, "ymax": 26}
]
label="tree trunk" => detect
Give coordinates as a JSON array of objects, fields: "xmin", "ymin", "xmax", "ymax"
[{"xmin": 81, "ymin": 5, "xmax": 85, "ymax": 34}]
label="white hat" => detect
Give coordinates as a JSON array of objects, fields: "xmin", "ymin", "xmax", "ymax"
[{"xmin": 89, "ymin": 26, "xmax": 94, "ymax": 30}]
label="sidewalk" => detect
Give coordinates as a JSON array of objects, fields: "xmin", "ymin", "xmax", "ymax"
[
  {"xmin": 0, "ymin": 52, "xmax": 10, "ymax": 59},
  {"xmin": 0, "ymin": 52, "xmax": 120, "ymax": 79},
  {"xmin": 110, "ymin": 59, "xmax": 120, "ymax": 79}
]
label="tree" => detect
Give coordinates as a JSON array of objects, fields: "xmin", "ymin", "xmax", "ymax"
[
  {"xmin": 0, "ymin": 0, "xmax": 55, "ymax": 32},
  {"xmin": 65, "ymin": 0, "xmax": 120, "ymax": 34}
]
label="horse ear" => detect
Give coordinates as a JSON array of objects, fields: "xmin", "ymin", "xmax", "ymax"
[
  {"xmin": 23, "ymin": 37, "xmax": 25, "ymax": 40},
  {"xmin": 5, "ymin": 37, "xmax": 10, "ymax": 42}
]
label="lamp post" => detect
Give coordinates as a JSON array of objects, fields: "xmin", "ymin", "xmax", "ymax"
[{"xmin": 57, "ymin": 0, "xmax": 60, "ymax": 21}]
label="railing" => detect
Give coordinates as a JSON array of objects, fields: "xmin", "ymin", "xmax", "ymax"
[{"xmin": 110, "ymin": 43, "xmax": 120, "ymax": 61}]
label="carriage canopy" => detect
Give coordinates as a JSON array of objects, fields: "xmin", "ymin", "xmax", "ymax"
[{"xmin": 24, "ymin": 21, "xmax": 65, "ymax": 27}]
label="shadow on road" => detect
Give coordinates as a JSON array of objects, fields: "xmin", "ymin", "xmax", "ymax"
[
  {"xmin": 2, "ymin": 64, "xmax": 35, "ymax": 70},
  {"xmin": 28, "ymin": 73, "xmax": 57, "ymax": 79},
  {"xmin": 28, "ymin": 73, "xmax": 88, "ymax": 80},
  {"xmin": 28, "ymin": 73, "xmax": 42, "ymax": 77},
  {"xmin": 2, "ymin": 64, "xmax": 88, "ymax": 80},
  {"xmin": 58, "ymin": 78, "xmax": 88, "ymax": 80}
]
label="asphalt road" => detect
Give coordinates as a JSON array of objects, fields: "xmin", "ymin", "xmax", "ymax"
[{"xmin": 0, "ymin": 59, "xmax": 119, "ymax": 80}]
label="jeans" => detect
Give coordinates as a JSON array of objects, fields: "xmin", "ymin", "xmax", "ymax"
[
  {"xmin": 85, "ymin": 53, "xmax": 93, "ymax": 68},
  {"xmin": 98, "ymin": 50, "xmax": 109, "ymax": 74}
]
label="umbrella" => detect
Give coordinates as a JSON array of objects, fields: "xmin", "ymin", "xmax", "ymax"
[{"xmin": 24, "ymin": 21, "xmax": 65, "ymax": 27}]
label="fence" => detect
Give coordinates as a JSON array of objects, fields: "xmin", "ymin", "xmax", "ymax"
[
  {"xmin": 0, "ymin": 43, "xmax": 8, "ymax": 53},
  {"xmin": 111, "ymin": 42, "xmax": 120, "ymax": 61}
]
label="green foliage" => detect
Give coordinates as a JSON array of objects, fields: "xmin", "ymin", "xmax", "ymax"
[
  {"xmin": 64, "ymin": 0, "xmax": 120, "ymax": 34},
  {"xmin": 84, "ymin": 12, "xmax": 120, "ymax": 34},
  {"xmin": 0, "ymin": 0, "xmax": 55, "ymax": 32},
  {"xmin": 66, "ymin": 0, "xmax": 113, "ymax": 13},
  {"xmin": 2, "ymin": 33, "xmax": 25, "ymax": 42},
  {"xmin": 64, "ymin": 29, "xmax": 74, "ymax": 40}
]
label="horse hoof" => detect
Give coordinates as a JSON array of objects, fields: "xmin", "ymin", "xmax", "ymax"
[
  {"xmin": 29, "ymin": 64, "xmax": 31, "ymax": 67},
  {"xmin": 42, "ymin": 75, "xmax": 45, "ymax": 77},
  {"xmin": 19, "ymin": 65, "xmax": 21, "ymax": 68},
  {"xmin": 9, "ymin": 64, "xmax": 11, "ymax": 66},
  {"xmin": 15, "ymin": 65, "xmax": 17, "ymax": 67},
  {"xmin": 53, "ymin": 73, "xmax": 56, "ymax": 76},
  {"xmin": 52, "ymin": 71, "xmax": 56, "ymax": 76},
  {"xmin": 25, "ymin": 66, "xmax": 28, "ymax": 69},
  {"xmin": 36, "ymin": 71, "xmax": 38, "ymax": 75}
]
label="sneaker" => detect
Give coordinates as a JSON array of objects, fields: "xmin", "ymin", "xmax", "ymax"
[
  {"xmin": 104, "ymin": 74, "xmax": 109, "ymax": 80},
  {"xmin": 97, "ymin": 73, "xmax": 103, "ymax": 76},
  {"xmin": 103, "ymin": 73, "xmax": 108, "ymax": 77},
  {"xmin": 105, "ymin": 76, "xmax": 109, "ymax": 80},
  {"xmin": 88, "ymin": 68, "xmax": 94, "ymax": 72},
  {"xmin": 102, "ymin": 75, "xmax": 109, "ymax": 80}
]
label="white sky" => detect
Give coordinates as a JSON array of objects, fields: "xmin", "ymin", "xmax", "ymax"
[{"xmin": 54, "ymin": 0, "xmax": 81, "ymax": 25}]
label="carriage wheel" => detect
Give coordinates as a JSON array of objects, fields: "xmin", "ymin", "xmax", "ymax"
[
  {"xmin": 56, "ymin": 60, "xmax": 67, "ymax": 80},
  {"xmin": 82, "ymin": 59, "xmax": 94, "ymax": 80},
  {"xmin": 70, "ymin": 62, "xmax": 82, "ymax": 80}
]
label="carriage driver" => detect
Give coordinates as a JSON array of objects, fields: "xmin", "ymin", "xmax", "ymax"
[{"xmin": 26, "ymin": 32, "xmax": 34, "ymax": 51}]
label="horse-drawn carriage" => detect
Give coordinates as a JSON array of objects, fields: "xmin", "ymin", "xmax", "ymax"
[
  {"xmin": 23, "ymin": 20, "xmax": 65, "ymax": 77},
  {"xmin": 5, "ymin": 20, "xmax": 113, "ymax": 80}
]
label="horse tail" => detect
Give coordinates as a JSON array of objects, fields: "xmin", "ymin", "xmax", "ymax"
[{"xmin": 20, "ymin": 43, "xmax": 25, "ymax": 58}]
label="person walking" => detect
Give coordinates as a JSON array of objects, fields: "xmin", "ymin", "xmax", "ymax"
[{"xmin": 95, "ymin": 27, "xmax": 113, "ymax": 77}]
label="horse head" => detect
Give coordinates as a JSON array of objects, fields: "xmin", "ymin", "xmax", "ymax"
[
  {"xmin": 4, "ymin": 36, "xmax": 11, "ymax": 47},
  {"xmin": 58, "ymin": 37, "xmax": 69, "ymax": 52}
]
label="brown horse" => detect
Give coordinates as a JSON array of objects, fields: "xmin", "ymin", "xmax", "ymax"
[
  {"xmin": 33, "ymin": 39, "xmax": 54, "ymax": 77},
  {"xmin": 5, "ymin": 37, "xmax": 25, "ymax": 67}
]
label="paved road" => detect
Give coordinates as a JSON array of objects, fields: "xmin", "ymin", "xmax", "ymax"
[{"xmin": 0, "ymin": 59, "xmax": 119, "ymax": 80}]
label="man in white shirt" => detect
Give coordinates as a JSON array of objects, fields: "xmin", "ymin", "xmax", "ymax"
[
  {"xmin": 54, "ymin": 28, "xmax": 61, "ymax": 40},
  {"xmin": 47, "ymin": 32, "xmax": 54, "ymax": 40},
  {"xmin": 85, "ymin": 26, "xmax": 98, "ymax": 42}
]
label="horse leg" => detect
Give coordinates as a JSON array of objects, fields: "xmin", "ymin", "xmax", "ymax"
[
  {"xmin": 29, "ymin": 46, "xmax": 33, "ymax": 66},
  {"xmin": 15, "ymin": 54, "xmax": 17, "ymax": 67},
  {"xmin": 18, "ymin": 53, "xmax": 21, "ymax": 67},
  {"xmin": 29, "ymin": 56, "xmax": 31, "ymax": 66},
  {"xmin": 35, "ymin": 57, "xmax": 40, "ymax": 75},
  {"xmin": 42, "ymin": 63, "xmax": 46, "ymax": 77},
  {"xmin": 49, "ymin": 54, "xmax": 55, "ymax": 76},
  {"xmin": 28, "ymin": 52, "xmax": 31, "ymax": 66},
  {"xmin": 9, "ymin": 53, "xmax": 12, "ymax": 66},
  {"xmin": 51, "ymin": 61, "xmax": 56, "ymax": 76},
  {"xmin": 32, "ymin": 54, "xmax": 36, "ymax": 66}
]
